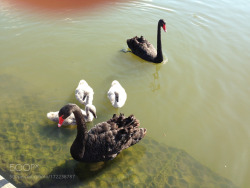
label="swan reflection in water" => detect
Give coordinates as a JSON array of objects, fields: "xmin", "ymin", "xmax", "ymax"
[{"xmin": 150, "ymin": 64, "xmax": 162, "ymax": 92}]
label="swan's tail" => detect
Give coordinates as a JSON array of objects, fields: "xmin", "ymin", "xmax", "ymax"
[
  {"xmin": 130, "ymin": 127, "xmax": 147, "ymax": 146},
  {"xmin": 47, "ymin": 112, "xmax": 59, "ymax": 122},
  {"xmin": 108, "ymin": 114, "xmax": 146, "ymax": 151}
]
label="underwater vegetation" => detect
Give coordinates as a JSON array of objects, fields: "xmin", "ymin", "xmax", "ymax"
[{"xmin": 0, "ymin": 74, "xmax": 237, "ymax": 188}]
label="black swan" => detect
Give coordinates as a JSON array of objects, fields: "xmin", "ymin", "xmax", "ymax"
[
  {"xmin": 127, "ymin": 19, "xmax": 166, "ymax": 63},
  {"xmin": 58, "ymin": 103, "xmax": 147, "ymax": 162}
]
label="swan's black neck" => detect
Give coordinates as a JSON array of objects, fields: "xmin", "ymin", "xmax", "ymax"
[
  {"xmin": 155, "ymin": 21, "xmax": 163, "ymax": 63},
  {"xmin": 73, "ymin": 106, "xmax": 87, "ymax": 135},
  {"xmin": 70, "ymin": 105, "xmax": 88, "ymax": 160}
]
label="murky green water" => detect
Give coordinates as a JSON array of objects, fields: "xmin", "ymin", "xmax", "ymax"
[{"xmin": 0, "ymin": 0, "xmax": 249, "ymax": 187}]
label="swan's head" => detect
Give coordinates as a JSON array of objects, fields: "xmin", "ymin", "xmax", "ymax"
[
  {"xmin": 159, "ymin": 19, "xmax": 167, "ymax": 32},
  {"xmin": 58, "ymin": 103, "xmax": 76, "ymax": 127},
  {"xmin": 78, "ymin": 80, "xmax": 88, "ymax": 86},
  {"xmin": 111, "ymin": 80, "xmax": 120, "ymax": 86},
  {"xmin": 85, "ymin": 104, "xmax": 97, "ymax": 119}
]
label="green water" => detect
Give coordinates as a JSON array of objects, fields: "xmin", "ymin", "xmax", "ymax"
[{"xmin": 0, "ymin": 0, "xmax": 249, "ymax": 187}]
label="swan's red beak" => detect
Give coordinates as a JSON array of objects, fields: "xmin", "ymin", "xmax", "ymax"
[
  {"xmin": 163, "ymin": 24, "xmax": 167, "ymax": 32},
  {"xmin": 58, "ymin": 115, "xmax": 64, "ymax": 127}
]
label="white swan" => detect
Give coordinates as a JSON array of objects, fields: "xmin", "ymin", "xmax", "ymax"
[
  {"xmin": 47, "ymin": 104, "xmax": 97, "ymax": 126},
  {"xmin": 75, "ymin": 80, "xmax": 94, "ymax": 105},
  {"xmin": 107, "ymin": 80, "xmax": 127, "ymax": 108}
]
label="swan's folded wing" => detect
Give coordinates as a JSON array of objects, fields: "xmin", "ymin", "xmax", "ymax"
[
  {"xmin": 85, "ymin": 115, "xmax": 145, "ymax": 161},
  {"xmin": 107, "ymin": 90, "xmax": 116, "ymax": 105},
  {"xmin": 75, "ymin": 89, "xmax": 84, "ymax": 104}
]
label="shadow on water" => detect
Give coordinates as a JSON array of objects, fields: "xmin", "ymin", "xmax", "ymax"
[
  {"xmin": 31, "ymin": 137, "xmax": 238, "ymax": 188},
  {"xmin": 31, "ymin": 144, "xmax": 146, "ymax": 188},
  {"xmin": 0, "ymin": 74, "xmax": 238, "ymax": 188}
]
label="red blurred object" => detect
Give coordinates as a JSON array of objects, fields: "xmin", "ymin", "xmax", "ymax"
[{"xmin": 7, "ymin": 0, "xmax": 120, "ymax": 11}]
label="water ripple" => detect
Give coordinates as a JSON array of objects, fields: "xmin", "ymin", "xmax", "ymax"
[{"xmin": 136, "ymin": 1, "xmax": 175, "ymax": 13}]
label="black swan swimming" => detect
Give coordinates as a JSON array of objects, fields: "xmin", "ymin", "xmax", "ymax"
[
  {"xmin": 58, "ymin": 103, "xmax": 147, "ymax": 162},
  {"xmin": 127, "ymin": 19, "xmax": 166, "ymax": 63}
]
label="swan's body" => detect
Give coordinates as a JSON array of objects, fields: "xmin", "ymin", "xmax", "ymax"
[
  {"xmin": 75, "ymin": 80, "xmax": 94, "ymax": 105},
  {"xmin": 47, "ymin": 104, "xmax": 97, "ymax": 126},
  {"xmin": 107, "ymin": 80, "xmax": 127, "ymax": 108},
  {"xmin": 127, "ymin": 19, "xmax": 166, "ymax": 63},
  {"xmin": 58, "ymin": 104, "xmax": 146, "ymax": 163}
]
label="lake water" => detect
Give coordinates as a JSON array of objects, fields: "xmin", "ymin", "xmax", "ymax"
[{"xmin": 0, "ymin": 0, "xmax": 249, "ymax": 187}]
